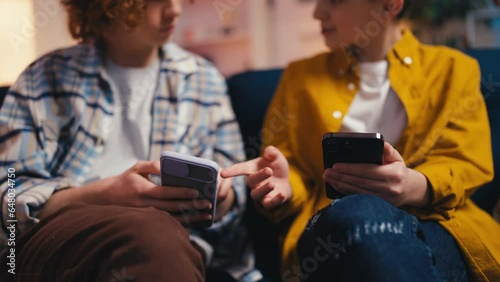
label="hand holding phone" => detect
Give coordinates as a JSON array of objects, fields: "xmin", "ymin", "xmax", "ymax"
[
  {"xmin": 160, "ymin": 151, "xmax": 219, "ymax": 227},
  {"xmin": 322, "ymin": 132, "xmax": 384, "ymax": 199}
]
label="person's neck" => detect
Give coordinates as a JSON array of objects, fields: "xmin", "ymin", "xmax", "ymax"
[
  {"xmin": 356, "ymin": 23, "xmax": 403, "ymax": 63},
  {"xmin": 104, "ymin": 41, "xmax": 159, "ymax": 68}
]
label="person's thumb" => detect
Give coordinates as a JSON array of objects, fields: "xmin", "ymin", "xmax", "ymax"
[
  {"xmin": 383, "ymin": 142, "xmax": 404, "ymax": 165},
  {"xmin": 262, "ymin": 145, "xmax": 280, "ymax": 162}
]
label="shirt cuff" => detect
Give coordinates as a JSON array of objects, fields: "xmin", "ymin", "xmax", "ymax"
[{"xmin": 189, "ymin": 235, "xmax": 214, "ymax": 266}]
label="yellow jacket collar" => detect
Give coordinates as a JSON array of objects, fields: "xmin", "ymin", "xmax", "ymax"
[
  {"xmin": 389, "ymin": 30, "xmax": 420, "ymax": 69},
  {"xmin": 329, "ymin": 30, "xmax": 420, "ymax": 76}
]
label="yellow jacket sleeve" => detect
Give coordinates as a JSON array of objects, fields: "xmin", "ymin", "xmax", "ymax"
[{"xmin": 413, "ymin": 61, "xmax": 494, "ymax": 220}]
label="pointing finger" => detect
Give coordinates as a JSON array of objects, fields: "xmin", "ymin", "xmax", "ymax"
[{"xmin": 221, "ymin": 159, "xmax": 258, "ymax": 178}]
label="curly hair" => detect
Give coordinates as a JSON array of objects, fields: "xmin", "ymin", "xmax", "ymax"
[{"xmin": 60, "ymin": 0, "xmax": 146, "ymax": 42}]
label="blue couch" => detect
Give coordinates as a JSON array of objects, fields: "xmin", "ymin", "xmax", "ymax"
[
  {"xmin": 0, "ymin": 87, "xmax": 8, "ymax": 106},
  {"xmin": 227, "ymin": 49, "xmax": 500, "ymax": 280}
]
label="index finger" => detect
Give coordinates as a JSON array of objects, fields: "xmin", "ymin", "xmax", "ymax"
[
  {"xmin": 333, "ymin": 163, "xmax": 385, "ymax": 181},
  {"xmin": 130, "ymin": 160, "xmax": 161, "ymax": 177},
  {"xmin": 220, "ymin": 159, "xmax": 258, "ymax": 178}
]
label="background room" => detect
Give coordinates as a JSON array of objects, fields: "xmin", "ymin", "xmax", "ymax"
[
  {"xmin": 1, "ymin": 0, "xmax": 500, "ymax": 83},
  {"xmin": 1, "ymin": 1, "xmax": 499, "ymax": 281}
]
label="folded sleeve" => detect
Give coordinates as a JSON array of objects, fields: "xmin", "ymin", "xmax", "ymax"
[
  {"xmin": 0, "ymin": 71, "xmax": 79, "ymax": 246},
  {"xmin": 412, "ymin": 61, "xmax": 494, "ymax": 220}
]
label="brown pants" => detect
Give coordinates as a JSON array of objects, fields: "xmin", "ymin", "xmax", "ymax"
[{"xmin": 1, "ymin": 204, "xmax": 205, "ymax": 282}]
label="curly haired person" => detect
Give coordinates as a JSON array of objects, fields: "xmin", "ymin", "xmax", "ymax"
[{"xmin": 0, "ymin": 1, "xmax": 261, "ymax": 281}]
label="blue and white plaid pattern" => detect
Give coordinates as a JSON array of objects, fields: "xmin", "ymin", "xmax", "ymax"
[{"xmin": 0, "ymin": 42, "xmax": 261, "ymax": 281}]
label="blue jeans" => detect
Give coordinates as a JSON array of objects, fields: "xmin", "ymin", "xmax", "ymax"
[{"xmin": 296, "ymin": 195, "xmax": 468, "ymax": 282}]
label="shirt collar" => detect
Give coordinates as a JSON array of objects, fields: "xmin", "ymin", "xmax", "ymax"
[
  {"xmin": 70, "ymin": 41, "xmax": 199, "ymax": 76},
  {"xmin": 328, "ymin": 47, "xmax": 359, "ymax": 78},
  {"xmin": 329, "ymin": 29, "xmax": 419, "ymax": 77},
  {"xmin": 388, "ymin": 30, "xmax": 420, "ymax": 69},
  {"xmin": 160, "ymin": 42, "xmax": 199, "ymax": 74}
]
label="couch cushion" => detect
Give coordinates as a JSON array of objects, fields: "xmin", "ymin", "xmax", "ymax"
[
  {"xmin": 0, "ymin": 86, "xmax": 8, "ymax": 106},
  {"xmin": 227, "ymin": 69, "xmax": 284, "ymax": 160}
]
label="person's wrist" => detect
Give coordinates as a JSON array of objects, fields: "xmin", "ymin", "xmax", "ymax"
[
  {"xmin": 39, "ymin": 187, "xmax": 84, "ymax": 219},
  {"xmin": 227, "ymin": 185, "xmax": 236, "ymax": 208},
  {"xmin": 405, "ymin": 168, "xmax": 431, "ymax": 208},
  {"xmin": 215, "ymin": 186, "xmax": 236, "ymax": 221},
  {"xmin": 80, "ymin": 176, "xmax": 115, "ymax": 206},
  {"xmin": 225, "ymin": 185, "xmax": 236, "ymax": 210}
]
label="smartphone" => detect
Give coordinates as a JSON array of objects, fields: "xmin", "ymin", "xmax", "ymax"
[
  {"xmin": 160, "ymin": 151, "xmax": 219, "ymax": 227},
  {"xmin": 322, "ymin": 132, "xmax": 385, "ymax": 199}
]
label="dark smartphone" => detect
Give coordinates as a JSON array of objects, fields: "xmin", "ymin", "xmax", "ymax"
[
  {"xmin": 160, "ymin": 151, "xmax": 219, "ymax": 228},
  {"xmin": 322, "ymin": 132, "xmax": 385, "ymax": 199}
]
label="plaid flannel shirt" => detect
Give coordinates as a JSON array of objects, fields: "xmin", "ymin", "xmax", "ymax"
[{"xmin": 0, "ymin": 42, "xmax": 261, "ymax": 281}]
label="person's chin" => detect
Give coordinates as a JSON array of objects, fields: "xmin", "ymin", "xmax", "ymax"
[
  {"xmin": 325, "ymin": 36, "xmax": 357, "ymax": 51},
  {"xmin": 157, "ymin": 36, "xmax": 173, "ymax": 46},
  {"xmin": 324, "ymin": 38, "xmax": 341, "ymax": 50}
]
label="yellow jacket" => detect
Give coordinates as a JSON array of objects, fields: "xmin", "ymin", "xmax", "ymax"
[{"xmin": 261, "ymin": 31, "xmax": 500, "ymax": 281}]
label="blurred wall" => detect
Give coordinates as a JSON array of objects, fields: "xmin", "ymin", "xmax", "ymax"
[
  {"xmin": 0, "ymin": 0, "xmax": 73, "ymax": 86},
  {"xmin": 268, "ymin": 0, "xmax": 328, "ymax": 67},
  {"xmin": 5, "ymin": 0, "xmax": 492, "ymax": 81},
  {"xmin": 33, "ymin": 0, "xmax": 73, "ymax": 57}
]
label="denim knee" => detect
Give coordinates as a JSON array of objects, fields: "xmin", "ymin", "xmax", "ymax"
[
  {"xmin": 302, "ymin": 194, "xmax": 420, "ymax": 247},
  {"xmin": 296, "ymin": 195, "xmax": 440, "ymax": 282}
]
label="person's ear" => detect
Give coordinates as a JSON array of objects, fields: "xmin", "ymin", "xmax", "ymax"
[{"xmin": 385, "ymin": 0, "xmax": 404, "ymax": 19}]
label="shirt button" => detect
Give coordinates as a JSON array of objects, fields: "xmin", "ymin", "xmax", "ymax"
[
  {"xmin": 332, "ymin": 110, "xmax": 343, "ymax": 119},
  {"xmin": 347, "ymin": 83, "xmax": 356, "ymax": 91},
  {"xmin": 404, "ymin": 56, "xmax": 413, "ymax": 65}
]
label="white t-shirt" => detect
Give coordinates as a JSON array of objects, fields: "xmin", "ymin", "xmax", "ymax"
[
  {"xmin": 340, "ymin": 60, "xmax": 407, "ymax": 145},
  {"xmin": 85, "ymin": 58, "xmax": 159, "ymax": 181}
]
